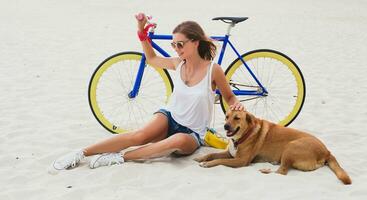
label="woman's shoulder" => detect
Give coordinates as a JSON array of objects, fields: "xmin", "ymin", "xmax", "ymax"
[{"xmin": 211, "ymin": 63, "xmax": 224, "ymax": 75}]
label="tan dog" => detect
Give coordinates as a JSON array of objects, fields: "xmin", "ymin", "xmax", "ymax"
[{"xmin": 195, "ymin": 110, "xmax": 352, "ymax": 185}]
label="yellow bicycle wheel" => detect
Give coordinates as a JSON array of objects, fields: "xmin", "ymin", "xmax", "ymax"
[
  {"xmin": 88, "ymin": 52, "xmax": 173, "ymax": 133},
  {"xmin": 221, "ymin": 49, "xmax": 305, "ymax": 126}
]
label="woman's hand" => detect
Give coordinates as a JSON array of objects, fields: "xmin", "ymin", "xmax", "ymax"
[
  {"xmin": 135, "ymin": 12, "xmax": 148, "ymax": 31},
  {"xmin": 229, "ymin": 102, "xmax": 245, "ymax": 111}
]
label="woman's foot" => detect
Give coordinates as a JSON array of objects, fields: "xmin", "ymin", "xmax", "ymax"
[
  {"xmin": 49, "ymin": 149, "xmax": 85, "ymax": 173},
  {"xmin": 89, "ymin": 153, "xmax": 124, "ymax": 169}
]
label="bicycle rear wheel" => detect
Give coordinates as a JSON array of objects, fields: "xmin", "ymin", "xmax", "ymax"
[
  {"xmin": 220, "ymin": 49, "xmax": 305, "ymax": 126},
  {"xmin": 88, "ymin": 52, "xmax": 173, "ymax": 133}
]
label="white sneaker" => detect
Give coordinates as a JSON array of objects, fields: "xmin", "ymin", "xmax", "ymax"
[
  {"xmin": 50, "ymin": 150, "xmax": 85, "ymax": 171},
  {"xmin": 89, "ymin": 153, "xmax": 124, "ymax": 169}
]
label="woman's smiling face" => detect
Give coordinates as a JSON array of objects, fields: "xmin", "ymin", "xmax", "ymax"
[{"xmin": 172, "ymin": 33, "xmax": 198, "ymax": 60}]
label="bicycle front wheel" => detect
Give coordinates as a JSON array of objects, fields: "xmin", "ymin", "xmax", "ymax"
[
  {"xmin": 88, "ymin": 52, "xmax": 173, "ymax": 133},
  {"xmin": 221, "ymin": 49, "xmax": 305, "ymax": 126}
]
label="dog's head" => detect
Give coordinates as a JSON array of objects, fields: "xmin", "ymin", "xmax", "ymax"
[{"xmin": 224, "ymin": 110, "xmax": 255, "ymax": 140}]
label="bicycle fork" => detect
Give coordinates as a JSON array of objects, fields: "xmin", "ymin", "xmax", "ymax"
[{"xmin": 128, "ymin": 54, "xmax": 147, "ymax": 98}]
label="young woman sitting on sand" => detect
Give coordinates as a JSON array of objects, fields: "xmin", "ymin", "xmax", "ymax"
[{"xmin": 50, "ymin": 13, "xmax": 244, "ymax": 171}]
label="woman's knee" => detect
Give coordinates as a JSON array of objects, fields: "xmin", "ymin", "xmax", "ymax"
[
  {"xmin": 167, "ymin": 133, "xmax": 198, "ymax": 154},
  {"xmin": 128, "ymin": 130, "xmax": 148, "ymax": 145}
]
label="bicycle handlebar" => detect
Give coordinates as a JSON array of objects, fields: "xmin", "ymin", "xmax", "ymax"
[
  {"xmin": 136, "ymin": 13, "xmax": 157, "ymax": 33},
  {"xmin": 145, "ymin": 15, "xmax": 157, "ymax": 33}
]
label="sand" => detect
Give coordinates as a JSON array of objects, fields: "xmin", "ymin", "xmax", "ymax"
[{"xmin": 1, "ymin": 0, "xmax": 367, "ymax": 199}]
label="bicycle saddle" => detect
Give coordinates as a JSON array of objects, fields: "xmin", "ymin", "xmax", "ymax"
[{"xmin": 212, "ymin": 17, "xmax": 248, "ymax": 24}]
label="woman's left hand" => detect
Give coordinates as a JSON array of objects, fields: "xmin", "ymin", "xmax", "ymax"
[{"xmin": 230, "ymin": 102, "xmax": 245, "ymax": 111}]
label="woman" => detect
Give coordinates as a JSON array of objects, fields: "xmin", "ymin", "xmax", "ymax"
[{"xmin": 50, "ymin": 13, "xmax": 244, "ymax": 171}]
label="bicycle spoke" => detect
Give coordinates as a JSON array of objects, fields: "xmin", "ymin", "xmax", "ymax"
[
  {"xmin": 89, "ymin": 53, "xmax": 173, "ymax": 133},
  {"xmin": 221, "ymin": 50, "xmax": 305, "ymax": 126}
]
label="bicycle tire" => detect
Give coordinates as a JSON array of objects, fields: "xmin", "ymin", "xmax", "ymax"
[
  {"xmin": 220, "ymin": 49, "xmax": 306, "ymax": 126},
  {"xmin": 88, "ymin": 52, "xmax": 173, "ymax": 133}
]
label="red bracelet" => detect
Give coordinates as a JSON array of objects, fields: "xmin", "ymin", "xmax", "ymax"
[
  {"xmin": 138, "ymin": 31, "xmax": 150, "ymax": 43},
  {"xmin": 137, "ymin": 24, "xmax": 156, "ymax": 43}
]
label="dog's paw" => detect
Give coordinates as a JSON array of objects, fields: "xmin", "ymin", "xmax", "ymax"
[
  {"xmin": 259, "ymin": 168, "xmax": 272, "ymax": 174},
  {"xmin": 199, "ymin": 162, "xmax": 208, "ymax": 168},
  {"xmin": 199, "ymin": 162, "xmax": 214, "ymax": 168},
  {"xmin": 193, "ymin": 156, "xmax": 206, "ymax": 163}
]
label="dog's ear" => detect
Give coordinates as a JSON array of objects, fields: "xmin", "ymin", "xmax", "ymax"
[{"xmin": 246, "ymin": 113, "xmax": 253, "ymax": 124}]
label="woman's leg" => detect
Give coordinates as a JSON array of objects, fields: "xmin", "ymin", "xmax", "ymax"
[
  {"xmin": 83, "ymin": 113, "xmax": 169, "ymax": 156},
  {"xmin": 123, "ymin": 133, "xmax": 199, "ymax": 161}
]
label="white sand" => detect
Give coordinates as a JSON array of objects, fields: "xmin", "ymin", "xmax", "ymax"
[{"xmin": 1, "ymin": 0, "xmax": 367, "ymax": 199}]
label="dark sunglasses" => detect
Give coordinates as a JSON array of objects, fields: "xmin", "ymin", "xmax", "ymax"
[{"xmin": 171, "ymin": 39, "xmax": 192, "ymax": 49}]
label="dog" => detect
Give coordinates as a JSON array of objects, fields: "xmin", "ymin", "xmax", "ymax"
[{"xmin": 194, "ymin": 110, "xmax": 352, "ymax": 185}]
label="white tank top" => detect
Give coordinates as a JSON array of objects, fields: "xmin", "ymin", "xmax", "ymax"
[{"xmin": 166, "ymin": 61, "xmax": 216, "ymax": 139}]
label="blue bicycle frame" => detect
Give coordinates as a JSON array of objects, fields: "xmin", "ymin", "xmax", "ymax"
[{"xmin": 128, "ymin": 32, "xmax": 268, "ymax": 98}]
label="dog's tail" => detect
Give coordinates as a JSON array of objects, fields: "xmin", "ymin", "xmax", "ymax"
[{"xmin": 326, "ymin": 153, "xmax": 352, "ymax": 185}]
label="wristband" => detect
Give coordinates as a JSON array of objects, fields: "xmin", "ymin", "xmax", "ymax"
[
  {"xmin": 137, "ymin": 24, "xmax": 156, "ymax": 43},
  {"xmin": 137, "ymin": 30, "xmax": 150, "ymax": 42}
]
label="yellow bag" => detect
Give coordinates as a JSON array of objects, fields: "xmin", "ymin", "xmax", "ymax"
[{"xmin": 204, "ymin": 128, "xmax": 229, "ymax": 149}]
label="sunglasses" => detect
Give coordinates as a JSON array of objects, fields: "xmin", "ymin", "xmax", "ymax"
[{"xmin": 171, "ymin": 39, "xmax": 192, "ymax": 49}]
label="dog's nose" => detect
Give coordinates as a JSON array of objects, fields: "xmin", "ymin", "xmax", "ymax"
[{"xmin": 224, "ymin": 124, "xmax": 230, "ymax": 131}]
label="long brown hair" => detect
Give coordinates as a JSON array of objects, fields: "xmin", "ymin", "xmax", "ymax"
[{"xmin": 173, "ymin": 21, "xmax": 216, "ymax": 60}]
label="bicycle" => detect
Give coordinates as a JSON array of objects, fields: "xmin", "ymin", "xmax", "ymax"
[{"xmin": 88, "ymin": 16, "xmax": 306, "ymax": 135}]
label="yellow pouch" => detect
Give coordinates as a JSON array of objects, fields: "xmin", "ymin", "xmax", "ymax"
[{"xmin": 204, "ymin": 128, "xmax": 229, "ymax": 149}]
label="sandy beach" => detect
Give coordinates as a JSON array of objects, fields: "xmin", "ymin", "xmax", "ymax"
[{"xmin": 1, "ymin": 0, "xmax": 367, "ymax": 199}]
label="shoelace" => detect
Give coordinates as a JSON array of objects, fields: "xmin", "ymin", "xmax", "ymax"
[
  {"xmin": 64, "ymin": 151, "xmax": 85, "ymax": 169},
  {"xmin": 108, "ymin": 154, "xmax": 123, "ymax": 166},
  {"xmin": 52, "ymin": 152, "xmax": 83, "ymax": 170},
  {"xmin": 70, "ymin": 160, "xmax": 78, "ymax": 168},
  {"xmin": 97, "ymin": 153, "xmax": 123, "ymax": 167}
]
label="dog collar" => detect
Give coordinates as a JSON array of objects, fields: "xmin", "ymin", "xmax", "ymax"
[{"xmin": 232, "ymin": 125, "xmax": 257, "ymax": 147}]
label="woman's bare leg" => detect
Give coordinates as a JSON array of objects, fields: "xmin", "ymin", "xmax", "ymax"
[
  {"xmin": 123, "ymin": 133, "xmax": 199, "ymax": 161},
  {"xmin": 83, "ymin": 113, "xmax": 169, "ymax": 156}
]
